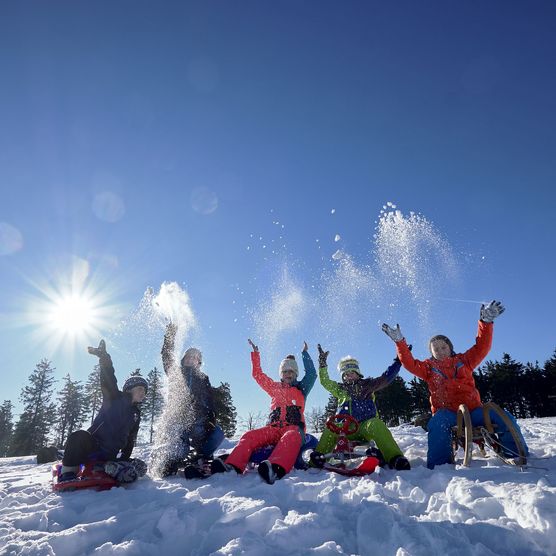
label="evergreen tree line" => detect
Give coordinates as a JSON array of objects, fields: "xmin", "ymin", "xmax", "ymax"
[
  {"xmin": 0, "ymin": 360, "xmax": 237, "ymax": 457},
  {"xmin": 306, "ymin": 350, "xmax": 556, "ymax": 431}
]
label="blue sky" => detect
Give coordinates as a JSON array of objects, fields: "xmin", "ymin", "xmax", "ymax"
[{"xmin": 1, "ymin": 1, "xmax": 555, "ymax": 425}]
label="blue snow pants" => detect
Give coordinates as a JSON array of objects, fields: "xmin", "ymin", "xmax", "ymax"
[{"xmin": 427, "ymin": 407, "xmax": 529, "ymax": 469}]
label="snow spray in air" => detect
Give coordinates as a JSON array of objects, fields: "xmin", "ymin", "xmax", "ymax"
[
  {"xmin": 145, "ymin": 282, "xmax": 200, "ymax": 476},
  {"xmin": 373, "ymin": 203, "xmax": 458, "ymax": 329}
]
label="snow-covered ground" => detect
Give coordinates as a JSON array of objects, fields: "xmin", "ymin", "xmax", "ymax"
[{"xmin": 1, "ymin": 418, "xmax": 555, "ymax": 556}]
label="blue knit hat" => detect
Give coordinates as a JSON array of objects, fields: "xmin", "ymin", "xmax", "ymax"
[{"xmin": 123, "ymin": 375, "xmax": 148, "ymax": 394}]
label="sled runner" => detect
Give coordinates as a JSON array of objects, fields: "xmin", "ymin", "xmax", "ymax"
[
  {"xmin": 52, "ymin": 462, "xmax": 118, "ymax": 492},
  {"xmin": 451, "ymin": 402, "xmax": 528, "ymax": 468},
  {"xmin": 311, "ymin": 414, "xmax": 381, "ymax": 477}
]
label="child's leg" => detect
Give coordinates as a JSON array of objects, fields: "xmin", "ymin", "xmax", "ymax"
[
  {"xmin": 427, "ymin": 410, "xmax": 457, "ymax": 469},
  {"xmin": 470, "ymin": 407, "xmax": 529, "ymax": 457},
  {"xmin": 314, "ymin": 428, "xmax": 338, "ymax": 454},
  {"xmin": 62, "ymin": 430, "xmax": 98, "ymax": 467},
  {"xmin": 268, "ymin": 426, "xmax": 303, "ymax": 473},
  {"xmin": 226, "ymin": 426, "xmax": 282, "ymax": 472},
  {"xmin": 356, "ymin": 418, "xmax": 404, "ymax": 463},
  {"xmin": 198, "ymin": 425, "xmax": 225, "ymax": 458}
]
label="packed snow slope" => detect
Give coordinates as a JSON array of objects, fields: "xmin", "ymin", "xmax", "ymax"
[{"xmin": 1, "ymin": 418, "xmax": 555, "ymax": 556}]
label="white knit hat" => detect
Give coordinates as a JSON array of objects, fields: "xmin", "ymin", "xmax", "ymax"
[
  {"xmin": 279, "ymin": 355, "xmax": 299, "ymax": 378},
  {"xmin": 338, "ymin": 356, "xmax": 363, "ymax": 379}
]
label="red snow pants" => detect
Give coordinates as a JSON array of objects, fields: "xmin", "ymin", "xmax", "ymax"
[{"xmin": 226, "ymin": 424, "xmax": 302, "ymax": 473}]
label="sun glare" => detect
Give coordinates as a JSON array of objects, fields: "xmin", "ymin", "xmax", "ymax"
[{"xmin": 49, "ymin": 295, "xmax": 95, "ymax": 335}]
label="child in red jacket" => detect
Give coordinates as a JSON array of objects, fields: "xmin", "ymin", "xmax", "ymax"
[
  {"xmin": 212, "ymin": 339, "xmax": 316, "ymax": 484},
  {"xmin": 382, "ymin": 300, "xmax": 529, "ymax": 469}
]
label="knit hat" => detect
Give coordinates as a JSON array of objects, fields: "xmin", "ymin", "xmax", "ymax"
[
  {"xmin": 279, "ymin": 355, "xmax": 298, "ymax": 378},
  {"xmin": 338, "ymin": 356, "xmax": 363, "ymax": 379},
  {"xmin": 428, "ymin": 335, "xmax": 455, "ymax": 357},
  {"xmin": 123, "ymin": 375, "xmax": 148, "ymax": 394}
]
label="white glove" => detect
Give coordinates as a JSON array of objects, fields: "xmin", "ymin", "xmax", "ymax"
[
  {"xmin": 480, "ymin": 300, "xmax": 505, "ymax": 323},
  {"xmin": 381, "ymin": 323, "xmax": 404, "ymax": 342}
]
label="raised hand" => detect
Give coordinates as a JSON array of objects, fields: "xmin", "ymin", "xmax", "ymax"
[
  {"xmin": 248, "ymin": 338, "xmax": 259, "ymax": 352},
  {"xmin": 480, "ymin": 300, "xmax": 505, "ymax": 323},
  {"xmin": 88, "ymin": 339, "xmax": 107, "ymax": 358},
  {"xmin": 317, "ymin": 344, "xmax": 329, "ymax": 368},
  {"xmin": 302, "ymin": 341, "xmax": 308, "ymax": 352},
  {"xmin": 381, "ymin": 323, "xmax": 404, "ymax": 342}
]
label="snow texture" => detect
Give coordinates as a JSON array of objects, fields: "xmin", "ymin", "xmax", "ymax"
[{"xmin": 1, "ymin": 418, "xmax": 555, "ymax": 556}]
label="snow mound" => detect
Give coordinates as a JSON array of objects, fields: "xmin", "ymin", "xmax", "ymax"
[{"xmin": 0, "ymin": 418, "xmax": 555, "ymax": 555}]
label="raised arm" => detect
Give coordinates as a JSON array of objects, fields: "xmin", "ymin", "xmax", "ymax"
[
  {"xmin": 363, "ymin": 356, "xmax": 402, "ymax": 393},
  {"xmin": 248, "ymin": 339, "xmax": 275, "ymax": 394},
  {"xmin": 298, "ymin": 341, "xmax": 317, "ymax": 397},
  {"xmin": 382, "ymin": 324, "xmax": 429, "ymax": 380},
  {"xmin": 88, "ymin": 340, "xmax": 119, "ymax": 400},
  {"xmin": 462, "ymin": 320, "xmax": 494, "ymax": 369},
  {"xmin": 161, "ymin": 322, "xmax": 178, "ymax": 375},
  {"xmin": 317, "ymin": 344, "xmax": 345, "ymax": 398}
]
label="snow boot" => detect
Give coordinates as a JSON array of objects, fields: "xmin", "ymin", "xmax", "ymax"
[
  {"xmin": 365, "ymin": 447, "xmax": 386, "ymax": 467},
  {"xmin": 210, "ymin": 458, "xmax": 237, "ymax": 474},
  {"xmin": 59, "ymin": 471, "xmax": 78, "ymax": 483},
  {"xmin": 258, "ymin": 460, "xmax": 285, "ymax": 484},
  {"xmin": 389, "ymin": 455, "xmax": 411, "ymax": 470},
  {"xmin": 104, "ymin": 460, "xmax": 138, "ymax": 483},
  {"xmin": 309, "ymin": 451, "xmax": 326, "ymax": 468}
]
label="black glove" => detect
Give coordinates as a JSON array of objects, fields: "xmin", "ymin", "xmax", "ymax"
[
  {"xmin": 88, "ymin": 339, "xmax": 107, "ymax": 357},
  {"xmin": 317, "ymin": 344, "xmax": 329, "ymax": 368}
]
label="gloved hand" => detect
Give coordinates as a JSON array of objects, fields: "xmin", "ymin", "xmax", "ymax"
[
  {"xmin": 480, "ymin": 300, "xmax": 505, "ymax": 323},
  {"xmin": 87, "ymin": 339, "xmax": 108, "ymax": 358},
  {"xmin": 317, "ymin": 344, "xmax": 329, "ymax": 368},
  {"xmin": 302, "ymin": 341, "xmax": 308, "ymax": 352},
  {"xmin": 248, "ymin": 338, "xmax": 259, "ymax": 352},
  {"xmin": 381, "ymin": 323, "xmax": 404, "ymax": 342}
]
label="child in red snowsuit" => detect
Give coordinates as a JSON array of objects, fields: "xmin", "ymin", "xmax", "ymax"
[
  {"xmin": 212, "ymin": 339, "xmax": 317, "ymax": 484},
  {"xmin": 382, "ymin": 300, "xmax": 529, "ymax": 469}
]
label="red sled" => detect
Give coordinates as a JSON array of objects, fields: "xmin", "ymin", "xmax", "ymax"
[
  {"xmin": 319, "ymin": 414, "xmax": 381, "ymax": 477},
  {"xmin": 52, "ymin": 462, "xmax": 118, "ymax": 492}
]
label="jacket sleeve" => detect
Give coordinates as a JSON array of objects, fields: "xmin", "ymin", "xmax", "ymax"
[
  {"xmin": 251, "ymin": 351, "xmax": 275, "ymax": 395},
  {"xmin": 396, "ymin": 339, "xmax": 429, "ymax": 380},
  {"xmin": 119, "ymin": 415, "xmax": 139, "ymax": 460},
  {"xmin": 161, "ymin": 333, "xmax": 176, "ymax": 375},
  {"xmin": 319, "ymin": 366, "xmax": 346, "ymax": 399},
  {"xmin": 462, "ymin": 320, "xmax": 493, "ymax": 369},
  {"xmin": 99, "ymin": 353, "xmax": 120, "ymax": 401},
  {"xmin": 363, "ymin": 358, "xmax": 402, "ymax": 393},
  {"xmin": 298, "ymin": 351, "xmax": 317, "ymax": 397}
]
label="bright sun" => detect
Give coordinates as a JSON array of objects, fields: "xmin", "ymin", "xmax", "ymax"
[{"xmin": 49, "ymin": 295, "xmax": 95, "ymax": 335}]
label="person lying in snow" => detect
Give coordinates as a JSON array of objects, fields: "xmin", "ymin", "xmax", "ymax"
[
  {"xmin": 211, "ymin": 339, "xmax": 317, "ymax": 484},
  {"xmin": 382, "ymin": 300, "xmax": 529, "ymax": 469},
  {"xmin": 309, "ymin": 344, "xmax": 410, "ymax": 470},
  {"xmin": 59, "ymin": 340, "xmax": 147, "ymax": 483},
  {"xmin": 154, "ymin": 322, "xmax": 224, "ymax": 478}
]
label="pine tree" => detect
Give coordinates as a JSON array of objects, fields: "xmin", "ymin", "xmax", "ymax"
[
  {"xmin": 324, "ymin": 394, "xmax": 338, "ymax": 420},
  {"xmin": 408, "ymin": 377, "xmax": 430, "ymax": 417},
  {"xmin": 143, "ymin": 367, "xmax": 165, "ymax": 443},
  {"xmin": 374, "ymin": 376, "xmax": 413, "ymax": 426},
  {"xmin": 84, "ymin": 364, "xmax": 102, "ymax": 426},
  {"xmin": 481, "ymin": 354, "xmax": 526, "ymax": 417},
  {"xmin": 0, "ymin": 400, "xmax": 14, "ymax": 457},
  {"xmin": 9, "ymin": 359, "xmax": 57, "ymax": 456},
  {"xmin": 306, "ymin": 406, "xmax": 326, "ymax": 433},
  {"xmin": 55, "ymin": 374, "xmax": 87, "ymax": 447},
  {"xmin": 130, "ymin": 368, "xmax": 142, "ymax": 376},
  {"xmin": 212, "ymin": 382, "xmax": 237, "ymax": 438},
  {"xmin": 539, "ymin": 349, "xmax": 556, "ymax": 417}
]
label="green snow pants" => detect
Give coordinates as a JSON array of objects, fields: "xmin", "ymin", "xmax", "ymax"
[{"xmin": 315, "ymin": 417, "xmax": 403, "ymax": 463}]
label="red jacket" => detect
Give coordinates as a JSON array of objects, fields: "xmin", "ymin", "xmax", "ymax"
[
  {"xmin": 396, "ymin": 321, "xmax": 493, "ymax": 413},
  {"xmin": 252, "ymin": 351, "xmax": 307, "ymax": 429}
]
